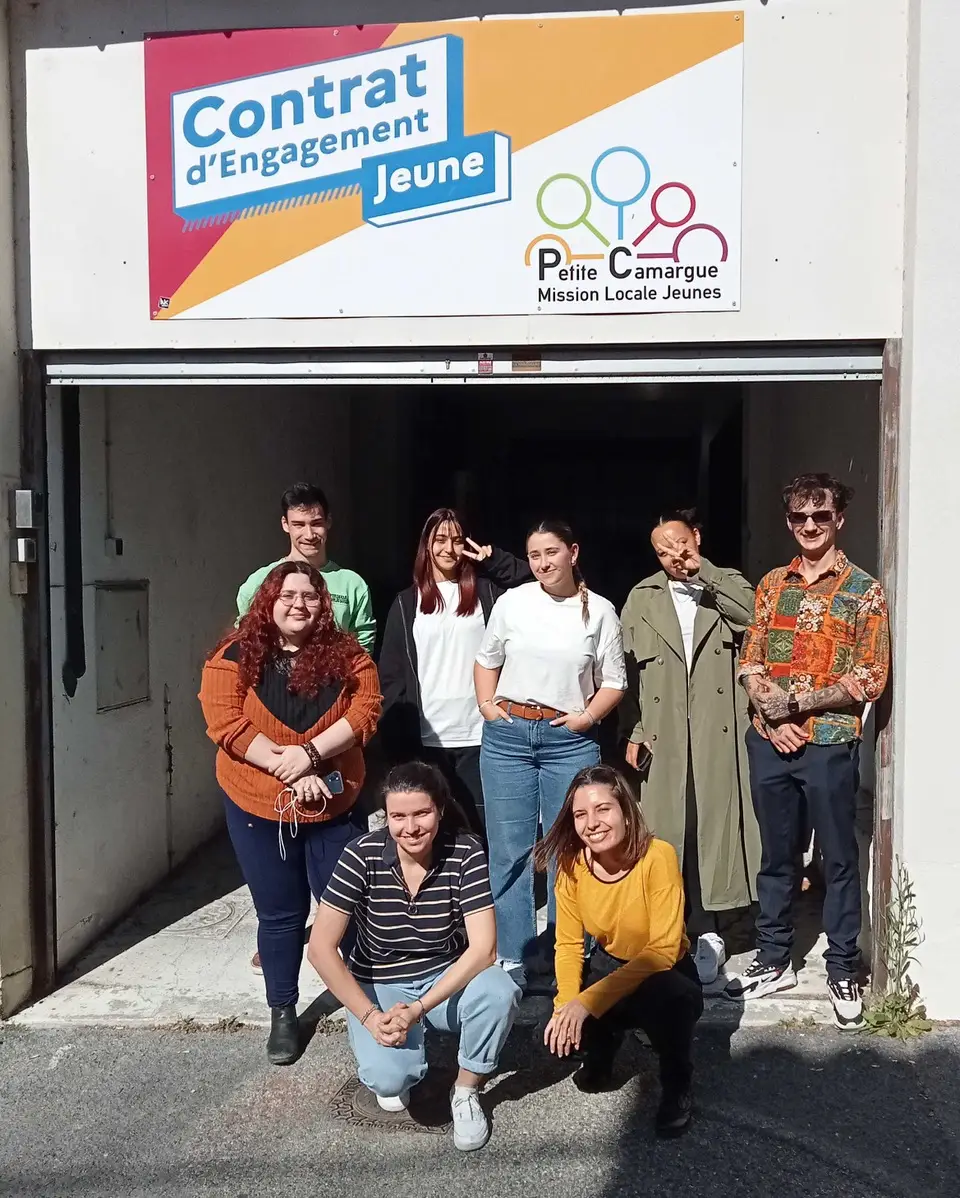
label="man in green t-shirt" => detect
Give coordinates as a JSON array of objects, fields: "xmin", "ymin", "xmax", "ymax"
[{"xmin": 237, "ymin": 482, "xmax": 376, "ymax": 653}]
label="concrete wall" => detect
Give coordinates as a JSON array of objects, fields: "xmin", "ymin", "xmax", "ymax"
[
  {"xmin": 46, "ymin": 384, "xmax": 352, "ymax": 965},
  {"xmin": 0, "ymin": 0, "xmax": 30, "ymax": 1017},
  {"xmin": 894, "ymin": 0, "xmax": 960, "ymax": 1019},
  {"xmin": 14, "ymin": 0, "xmax": 908, "ymax": 349}
]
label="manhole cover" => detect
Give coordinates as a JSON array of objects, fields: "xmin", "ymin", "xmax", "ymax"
[
  {"xmin": 329, "ymin": 1072, "xmax": 455, "ymax": 1135},
  {"xmin": 156, "ymin": 897, "xmax": 252, "ymax": 940}
]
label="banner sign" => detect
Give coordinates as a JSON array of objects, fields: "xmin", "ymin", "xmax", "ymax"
[{"xmin": 145, "ymin": 13, "xmax": 744, "ymax": 320}]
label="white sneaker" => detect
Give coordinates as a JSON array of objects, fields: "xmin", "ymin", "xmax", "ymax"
[
  {"xmin": 498, "ymin": 959, "xmax": 527, "ymax": 990},
  {"xmin": 450, "ymin": 1085, "xmax": 490, "ymax": 1151},
  {"xmin": 828, "ymin": 977, "xmax": 864, "ymax": 1032},
  {"xmin": 724, "ymin": 958, "xmax": 798, "ymax": 1000},
  {"xmin": 694, "ymin": 933, "xmax": 727, "ymax": 985},
  {"xmin": 375, "ymin": 1090, "xmax": 410, "ymax": 1113}
]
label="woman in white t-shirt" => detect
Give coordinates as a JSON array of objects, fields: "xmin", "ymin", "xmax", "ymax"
[
  {"xmin": 379, "ymin": 508, "xmax": 531, "ymax": 834},
  {"xmin": 474, "ymin": 520, "xmax": 627, "ymax": 986}
]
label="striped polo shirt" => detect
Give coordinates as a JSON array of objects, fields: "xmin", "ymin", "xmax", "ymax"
[{"xmin": 321, "ymin": 828, "xmax": 494, "ymax": 983}]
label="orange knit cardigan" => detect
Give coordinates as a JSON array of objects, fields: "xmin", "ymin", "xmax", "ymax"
[{"xmin": 199, "ymin": 643, "xmax": 382, "ymax": 824}]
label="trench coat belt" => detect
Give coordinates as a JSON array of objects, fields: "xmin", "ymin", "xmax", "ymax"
[{"xmin": 496, "ymin": 699, "xmax": 565, "ymax": 722}]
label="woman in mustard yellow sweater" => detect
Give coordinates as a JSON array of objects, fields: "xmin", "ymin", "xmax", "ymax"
[{"xmin": 537, "ymin": 764, "xmax": 703, "ymax": 1138}]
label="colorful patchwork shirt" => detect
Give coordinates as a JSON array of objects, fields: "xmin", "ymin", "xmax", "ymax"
[{"xmin": 738, "ymin": 551, "xmax": 890, "ymax": 745}]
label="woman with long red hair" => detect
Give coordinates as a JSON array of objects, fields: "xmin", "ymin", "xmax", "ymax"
[
  {"xmin": 378, "ymin": 508, "xmax": 530, "ymax": 834},
  {"xmin": 200, "ymin": 561, "xmax": 381, "ymax": 1065}
]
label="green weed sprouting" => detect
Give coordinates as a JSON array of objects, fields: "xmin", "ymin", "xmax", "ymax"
[{"xmin": 863, "ymin": 857, "xmax": 933, "ymax": 1038}]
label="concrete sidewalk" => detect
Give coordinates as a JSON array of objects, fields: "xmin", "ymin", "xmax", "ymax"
[
  {"xmin": 13, "ymin": 833, "xmax": 836, "ymax": 1030},
  {"xmin": 1, "ymin": 1020, "xmax": 958, "ymax": 1198}
]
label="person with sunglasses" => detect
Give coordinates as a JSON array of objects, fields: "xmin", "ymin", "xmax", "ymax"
[{"xmin": 725, "ymin": 474, "xmax": 890, "ymax": 1033}]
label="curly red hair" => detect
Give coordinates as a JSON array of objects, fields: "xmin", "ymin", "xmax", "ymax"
[{"xmin": 211, "ymin": 562, "xmax": 360, "ymax": 696}]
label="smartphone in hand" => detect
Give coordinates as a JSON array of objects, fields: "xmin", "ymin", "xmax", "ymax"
[
  {"xmin": 323, "ymin": 770, "xmax": 345, "ymax": 796},
  {"xmin": 629, "ymin": 743, "xmax": 653, "ymax": 775}
]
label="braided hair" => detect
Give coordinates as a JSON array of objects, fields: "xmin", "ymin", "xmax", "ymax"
[{"xmin": 526, "ymin": 519, "xmax": 590, "ymax": 625}]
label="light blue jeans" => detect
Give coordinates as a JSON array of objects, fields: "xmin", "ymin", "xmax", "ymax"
[
  {"xmin": 345, "ymin": 964, "xmax": 520, "ymax": 1097},
  {"xmin": 480, "ymin": 715, "xmax": 601, "ymax": 965}
]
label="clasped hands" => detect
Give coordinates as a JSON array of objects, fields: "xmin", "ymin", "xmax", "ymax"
[
  {"xmin": 365, "ymin": 1001, "xmax": 424, "ymax": 1048},
  {"xmin": 265, "ymin": 743, "xmax": 332, "ymax": 802},
  {"xmin": 748, "ymin": 677, "xmax": 809, "ymax": 753}
]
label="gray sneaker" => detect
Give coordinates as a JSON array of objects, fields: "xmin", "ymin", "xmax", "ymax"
[{"xmin": 450, "ymin": 1086, "xmax": 489, "ymax": 1151}]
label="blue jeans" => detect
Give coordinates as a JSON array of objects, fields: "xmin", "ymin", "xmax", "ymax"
[
  {"xmin": 480, "ymin": 716, "xmax": 600, "ymax": 965},
  {"xmin": 224, "ymin": 794, "xmax": 365, "ymax": 1008},
  {"xmin": 346, "ymin": 964, "xmax": 520, "ymax": 1097}
]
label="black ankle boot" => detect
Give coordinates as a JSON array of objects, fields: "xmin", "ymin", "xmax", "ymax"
[
  {"xmin": 655, "ymin": 1088, "xmax": 693, "ymax": 1138},
  {"xmin": 267, "ymin": 1005, "xmax": 300, "ymax": 1065},
  {"xmin": 573, "ymin": 1053, "xmax": 616, "ymax": 1093},
  {"xmin": 572, "ymin": 1028, "xmax": 622, "ymax": 1093}
]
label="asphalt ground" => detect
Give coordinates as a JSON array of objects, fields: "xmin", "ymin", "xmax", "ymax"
[{"xmin": 1, "ymin": 1018, "xmax": 958, "ymax": 1198}]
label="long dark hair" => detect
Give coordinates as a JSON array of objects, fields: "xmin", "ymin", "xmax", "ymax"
[
  {"xmin": 209, "ymin": 561, "xmax": 357, "ymax": 695},
  {"xmin": 526, "ymin": 519, "xmax": 590, "ymax": 624},
  {"xmin": 535, "ymin": 765, "xmax": 652, "ymax": 879},
  {"xmin": 379, "ymin": 760, "xmax": 471, "ymax": 838},
  {"xmin": 412, "ymin": 508, "xmax": 479, "ymax": 617}
]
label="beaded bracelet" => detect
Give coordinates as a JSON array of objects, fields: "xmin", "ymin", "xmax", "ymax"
[
  {"xmin": 360, "ymin": 1003, "xmax": 379, "ymax": 1027},
  {"xmin": 303, "ymin": 741, "xmax": 323, "ymax": 771}
]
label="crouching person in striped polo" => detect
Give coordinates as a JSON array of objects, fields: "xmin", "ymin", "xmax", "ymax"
[{"xmin": 308, "ymin": 760, "xmax": 520, "ymax": 1151}]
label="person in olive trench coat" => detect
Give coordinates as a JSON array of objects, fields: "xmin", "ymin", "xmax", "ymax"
[{"xmin": 619, "ymin": 513, "xmax": 762, "ymax": 970}]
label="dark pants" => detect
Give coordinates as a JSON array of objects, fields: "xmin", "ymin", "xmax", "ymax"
[
  {"xmin": 419, "ymin": 745, "xmax": 485, "ymax": 837},
  {"xmin": 746, "ymin": 727, "xmax": 861, "ymax": 980},
  {"xmin": 224, "ymin": 794, "xmax": 365, "ymax": 1008},
  {"xmin": 683, "ymin": 734, "xmax": 718, "ymax": 939},
  {"xmin": 581, "ymin": 949, "xmax": 703, "ymax": 1095}
]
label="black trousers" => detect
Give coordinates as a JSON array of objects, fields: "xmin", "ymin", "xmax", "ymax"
[
  {"xmin": 682, "ymin": 733, "xmax": 719, "ymax": 939},
  {"xmin": 581, "ymin": 949, "xmax": 703, "ymax": 1095},
  {"xmin": 419, "ymin": 745, "xmax": 485, "ymax": 837},
  {"xmin": 746, "ymin": 727, "xmax": 861, "ymax": 980}
]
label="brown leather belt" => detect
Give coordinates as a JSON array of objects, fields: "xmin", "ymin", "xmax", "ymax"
[{"xmin": 496, "ymin": 699, "xmax": 564, "ymax": 722}]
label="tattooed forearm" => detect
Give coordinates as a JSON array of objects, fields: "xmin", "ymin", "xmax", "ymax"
[
  {"xmin": 754, "ymin": 680, "xmax": 854, "ymax": 723},
  {"xmin": 740, "ymin": 673, "xmax": 768, "ymax": 700},
  {"xmin": 754, "ymin": 688, "xmax": 792, "ymax": 722},
  {"xmin": 741, "ymin": 674, "xmax": 791, "ymax": 721},
  {"xmin": 796, "ymin": 682, "xmax": 854, "ymax": 715}
]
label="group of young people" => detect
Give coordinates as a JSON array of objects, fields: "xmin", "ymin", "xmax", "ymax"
[{"xmin": 199, "ymin": 473, "xmax": 890, "ymax": 1150}]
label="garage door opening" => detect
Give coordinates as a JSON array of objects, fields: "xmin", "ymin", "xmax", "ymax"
[{"xmin": 30, "ymin": 370, "xmax": 882, "ymax": 1025}]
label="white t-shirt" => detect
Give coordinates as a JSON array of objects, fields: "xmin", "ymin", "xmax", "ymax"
[
  {"xmin": 413, "ymin": 580, "xmax": 486, "ymax": 748},
  {"xmin": 668, "ymin": 578, "xmax": 705, "ymax": 672},
  {"xmin": 475, "ymin": 582, "xmax": 626, "ymax": 714}
]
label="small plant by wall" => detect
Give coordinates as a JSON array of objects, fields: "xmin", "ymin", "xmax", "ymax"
[{"xmin": 863, "ymin": 858, "xmax": 933, "ymax": 1038}]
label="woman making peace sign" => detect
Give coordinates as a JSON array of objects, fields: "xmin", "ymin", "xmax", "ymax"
[{"xmin": 379, "ymin": 507, "xmax": 531, "ymax": 834}]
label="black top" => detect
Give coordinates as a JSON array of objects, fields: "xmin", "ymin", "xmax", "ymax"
[
  {"xmin": 321, "ymin": 828, "xmax": 493, "ymax": 982},
  {"xmin": 222, "ymin": 642, "xmax": 342, "ymax": 733},
  {"xmin": 377, "ymin": 546, "xmax": 532, "ymax": 760}
]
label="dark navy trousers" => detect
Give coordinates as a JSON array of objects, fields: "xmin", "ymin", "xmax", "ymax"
[
  {"xmin": 746, "ymin": 728, "xmax": 861, "ymax": 980},
  {"xmin": 224, "ymin": 794, "xmax": 364, "ymax": 1008}
]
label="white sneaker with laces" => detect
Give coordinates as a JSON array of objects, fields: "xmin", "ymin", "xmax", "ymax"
[
  {"xmin": 450, "ymin": 1085, "xmax": 490, "ymax": 1151},
  {"xmin": 828, "ymin": 977, "xmax": 864, "ymax": 1031},
  {"xmin": 724, "ymin": 957, "xmax": 798, "ymax": 1000},
  {"xmin": 694, "ymin": 933, "xmax": 727, "ymax": 985},
  {"xmin": 376, "ymin": 1090, "xmax": 410, "ymax": 1113}
]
